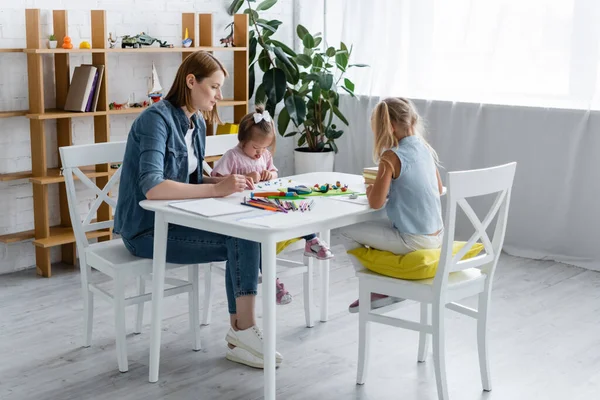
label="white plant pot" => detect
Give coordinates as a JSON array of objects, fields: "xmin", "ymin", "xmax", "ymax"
[
  {"xmin": 48, "ymin": 40, "xmax": 58, "ymax": 49},
  {"xmin": 294, "ymin": 148, "xmax": 335, "ymax": 174}
]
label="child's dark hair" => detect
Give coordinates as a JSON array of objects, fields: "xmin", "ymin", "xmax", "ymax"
[{"xmin": 237, "ymin": 104, "xmax": 277, "ymax": 153}]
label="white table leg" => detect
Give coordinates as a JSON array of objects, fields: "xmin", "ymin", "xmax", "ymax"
[
  {"xmin": 320, "ymin": 229, "xmax": 331, "ymax": 322},
  {"xmin": 149, "ymin": 213, "xmax": 168, "ymax": 383},
  {"xmin": 261, "ymin": 239, "xmax": 277, "ymax": 400}
]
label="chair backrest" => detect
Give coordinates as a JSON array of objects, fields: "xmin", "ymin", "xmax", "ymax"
[
  {"xmin": 202, "ymin": 134, "xmax": 238, "ymax": 175},
  {"xmin": 59, "ymin": 142, "xmax": 126, "ymax": 255},
  {"xmin": 434, "ymin": 162, "xmax": 517, "ymax": 293}
]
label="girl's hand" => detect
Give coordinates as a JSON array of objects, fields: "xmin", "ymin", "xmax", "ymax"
[
  {"xmin": 260, "ymin": 170, "xmax": 273, "ymax": 181},
  {"xmin": 215, "ymin": 174, "xmax": 246, "ymax": 196},
  {"xmin": 246, "ymin": 171, "xmax": 260, "ymax": 183}
]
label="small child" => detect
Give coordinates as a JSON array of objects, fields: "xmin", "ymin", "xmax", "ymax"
[
  {"xmin": 211, "ymin": 105, "xmax": 334, "ymax": 304},
  {"xmin": 341, "ymin": 97, "xmax": 444, "ymax": 313}
]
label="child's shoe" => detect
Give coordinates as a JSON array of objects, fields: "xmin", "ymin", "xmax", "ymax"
[
  {"xmin": 304, "ymin": 237, "xmax": 334, "ymax": 260},
  {"xmin": 276, "ymin": 278, "xmax": 292, "ymax": 305},
  {"xmin": 348, "ymin": 293, "xmax": 404, "ymax": 313}
]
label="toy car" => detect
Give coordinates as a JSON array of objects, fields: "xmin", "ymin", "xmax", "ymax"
[{"xmin": 121, "ymin": 33, "xmax": 173, "ymax": 49}]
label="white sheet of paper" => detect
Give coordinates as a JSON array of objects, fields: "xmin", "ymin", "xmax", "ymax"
[
  {"xmin": 237, "ymin": 210, "xmax": 311, "ymax": 228},
  {"xmin": 169, "ymin": 198, "xmax": 253, "ymax": 218},
  {"xmin": 325, "ymin": 194, "xmax": 370, "ymax": 206}
]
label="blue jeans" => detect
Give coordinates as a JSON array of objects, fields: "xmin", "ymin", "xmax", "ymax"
[{"xmin": 122, "ymin": 225, "xmax": 260, "ymax": 314}]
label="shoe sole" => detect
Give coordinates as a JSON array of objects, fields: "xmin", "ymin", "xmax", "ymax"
[
  {"xmin": 226, "ymin": 351, "xmax": 272, "ymax": 369},
  {"xmin": 348, "ymin": 297, "xmax": 402, "ymax": 314},
  {"xmin": 303, "ymin": 251, "xmax": 335, "ymax": 261},
  {"xmin": 226, "ymin": 333, "xmax": 283, "ymax": 364}
]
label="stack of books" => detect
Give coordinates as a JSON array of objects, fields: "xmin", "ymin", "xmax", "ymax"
[
  {"xmin": 64, "ymin": 64, "xmax": 105, "ymax": 112},
  {"xmin": 363, "ymin": 166, "xmax": 378, "ymax": 184}
]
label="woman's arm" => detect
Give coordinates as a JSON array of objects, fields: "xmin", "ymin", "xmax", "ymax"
[
  {"xmin": 367, "ymin": 150, "xmax": 399, "ymax": 209},
  {"xmin": 146, "ymin": 175, "xmax": 246, "ymax": 200}
]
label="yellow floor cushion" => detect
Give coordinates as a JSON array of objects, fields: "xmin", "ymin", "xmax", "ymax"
[
  {"xmin": 348, "ymin": 241, "xmax": 485, "ymax": 280},
  {"xmin": 276, "ymin": 238, "xmax": 302, "ymax": 255}
]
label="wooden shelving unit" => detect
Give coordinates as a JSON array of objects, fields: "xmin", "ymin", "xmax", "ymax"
[{"xmin": 4, "ymin": 9, "xmax": 249, "ymax": 276}]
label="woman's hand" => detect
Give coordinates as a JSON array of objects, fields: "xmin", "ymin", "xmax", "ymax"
[
  {"xmin": 260, "ymin": 170, "xmax": 274, "ymax": 181},
  {"xmin": 246, "ymin": 171, "xmax": 260, "ymax": 183},
  {"xmin": 245, "ymin": 176, "xmax": 255, "ymax": 190},
  {"xmin": 215, "ymin": 174, "xmax": 246, "ymax": 197}
]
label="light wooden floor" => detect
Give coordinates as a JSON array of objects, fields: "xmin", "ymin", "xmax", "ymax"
[{"xmin": 1, "ymin": 232, "xmax": 599, "ymax": 400}]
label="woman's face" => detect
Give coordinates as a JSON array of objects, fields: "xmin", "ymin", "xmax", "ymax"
[{"xmin": 187, "ymin": 70, "xmax": 225, "ymax": 111}]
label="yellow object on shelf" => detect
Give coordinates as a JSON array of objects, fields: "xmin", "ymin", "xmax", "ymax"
[
  {"xmin": 216, "ymin": 123, "xmax": 239, "ymax": 135},
  {"xmin": 79, "ymin": 41, "xmax": 91, "ymax": 49}
]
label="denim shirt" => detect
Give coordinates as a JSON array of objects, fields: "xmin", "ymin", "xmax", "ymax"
[{"xmin": 114, "ymin": 99, "xmax": 206, "ymax": 240}]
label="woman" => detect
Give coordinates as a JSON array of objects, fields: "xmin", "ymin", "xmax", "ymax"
[{"xmin": 114, "ymin": 51, "xmax": 281, "ymax": 369}]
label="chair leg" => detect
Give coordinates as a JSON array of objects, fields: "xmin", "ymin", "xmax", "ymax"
[
  {"xmin": 82, "ymin": 285, "xmax": 94, "ymax": 348},
  {"xmin": 201, "ymin": 263, "xmax": 213, "ymax": 326},
  {"xmin": 477, "ymin": 292, "xmax": 492, "ymax": 391},
  {"xmin": 113, "ymin": 277, "xmax": 128, "ymax": 372},
  {"xmin": 356, "ymin": 283, "xmax": 371, "ymax": 385},
  {"xmin": 134, "ymin": 276, "xmax": 145, "ymax": 334},
  {"xmin": 417, "ymin": 302, "xmax": 431, "ymax": 362},
  {"xmin": 303, "ymin": 256, "xmax": 315, "ymax": 328},
  {"xmin": 432, "ymin": 302, "xmax": 448, "ymax": 400},
  {"xmin": 319, "ymin": 230, "xmax": 331, "ymax": 322},
  {"xmin": 189, "ymin": 265, "xmax": 201, "ymax": 351}
]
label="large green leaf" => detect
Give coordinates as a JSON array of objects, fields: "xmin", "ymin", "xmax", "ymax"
[
  {"xmin": 313, "ymin": 37, "xmax": 322, "ymax": 48},
  {"xmin": 341, "ymin": 86, "xmax": 355, "ymax": 97},
  {"xmin": 302, "ymin": 34, "xmax": 315, "ymax": 49},
  {"xmin": 258, "ymin": 48, "xmax": 271, "ymax": 72},
  {"xmin": 295, "ymin": 54, "xmax": 312, "ymax": 68},
  {"xmin": 249, "ymin": 36, "xmax": 258, "ymax": 63},
  {"xmin": 318, "ymin": 73, "xmax": 333, "ymax": 90},
  {"xmin": 243, "ymin": 8, "xmax": 259, "ymax": 23},
  {"xmin": 335, "ymin": 50, "xmax": 349, "ymax": 70},
  {"xmin": 349, "ymin": 63, "xmax": 369, "ymax": 67},
  {"xmin": 325, "ymin": 47, "xmax": 336, "ymax": 57},
  {"xmin": 285, "ymin": 94, "xmax": 307, "ymax": 126},
  {"xmin": 312, "ymin": 82, "xmax": 321, "ymax": 101},
  {"xmin": 275, "ymin": 58, "xmax": 299, "ymax": 85},
  {"xmin": 312, "ymin": 54, "xmax": 324, "ymax": 69},
  {"xmin": 297, "ymin": 133, "xmax": 306, "ymax": 147},
  {"xmin": 255, "ymin": 83, "xmax": 267, "ymax": 104},
  {"xmin": 227, "ymin": 0, "xmax": 244, "ymax": 15},
  {"xmin": 270, "ymin": 40, "xmax": 296, "ymax": 57},
  {"xmin": 296, "ymin": 24, "xmax": 309, "ymax": 40},
  {"xmin": 344, "ymin": 78, "xmax": 355, "ymax": 92},
  {"xmin": 274, "ymin": 47, "xmax": 296, "ymax": 75},
  {"xmin": 262, "ymin": 68, "xmax": 286, "ymax": 104},
  {"xmin": 249, "ymin": 64, "xmax": 255, "ymax": 99},
  {"xmin": 257, "ymin": 22, "xmax": 276, "ymax": 33},
  {"xmin": 277, "ymin": 107, "xmax": 291, "ymax": 134},
  {"xmin": 329, "ymin": 141, "xmax": 339, "ymax": 153},
  {"xmin": 256, "ymin": 0, "xmax": 278, "ymax": 11},
  {"xmin": 331, "ymin": 103, "xmax": 349, "ymax": 125}
]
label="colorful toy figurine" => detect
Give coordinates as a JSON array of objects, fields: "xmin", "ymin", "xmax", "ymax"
[
  {"xmin": 220, "ymin": 22, "xmax": 235, "ymax": 47},
  {"xmin": 287, "ymin": 186, "xmax": 312, "ymax": 195},
  {"xmin": 182, "ymin": 28, "xmax": 192, "ymax": 47},
  {"xmin": 62, "ymin": 36, "xmax": 73, "ymax": 49},
  {"xmin": 79, "ymin": 40, "xmax": 91, "ymax": 49}
]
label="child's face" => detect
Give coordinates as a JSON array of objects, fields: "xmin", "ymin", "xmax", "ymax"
[{"xmin": 241, "ymin": 133, "xmax": 272, "ymax": 160}]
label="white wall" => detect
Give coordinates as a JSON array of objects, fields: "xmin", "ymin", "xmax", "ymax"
[{"xmin": 0, "ymin": 0, "xmax": 296, "ymax": 274}]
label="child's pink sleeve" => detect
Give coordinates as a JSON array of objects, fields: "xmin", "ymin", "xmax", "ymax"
[
  {"xmin": 265, "ymin": 151, "xmax": 278, "ymax": 172},
  {"xmin": 210, "ymin": 150, "xmax": 238, "ymax": 177}
]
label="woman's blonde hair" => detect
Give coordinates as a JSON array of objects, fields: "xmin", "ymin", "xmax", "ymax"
[
  {"xmin": 237, "ymin": 104, "xmax": 277, "ymax": 154},
  {"xmin": 371, "ymin": 97, "xmax": 439, "ymax": 172},
  {"xmin": 164, "ymin": 51, "xmax": 228, "ymax": 125}
]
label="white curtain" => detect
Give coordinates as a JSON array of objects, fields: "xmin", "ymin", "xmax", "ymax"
[{"xmin": 304, "ymin": 0, "xmax": 600, "ymax": 270}]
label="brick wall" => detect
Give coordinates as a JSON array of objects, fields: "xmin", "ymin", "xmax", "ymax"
[{"xmin": 0, "ymin": 0, "xmax": 296, "ymax": 274}]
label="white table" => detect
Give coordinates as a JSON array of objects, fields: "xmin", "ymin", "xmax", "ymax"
[{"xmin": 140, "ymin": 172, "xmax": 384, "ymax": 399}]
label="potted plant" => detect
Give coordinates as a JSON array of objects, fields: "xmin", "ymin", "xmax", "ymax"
[
  {"xmin": 48, "ymin": 34, "xmax": 57, "ymax": 49},
  {"xmin": 227, "ymin": 0, "xmax": 367, "ymax": 173}
]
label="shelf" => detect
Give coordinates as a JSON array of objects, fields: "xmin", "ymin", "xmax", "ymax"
[
  {"xmin": 0, "ymin": 171, "xmax": 33, "ymax": 182},
  {"xmin": 0, "ymin": 110, "xmax": 28, "ymax": 118},
  {"xmin": 0, "ymin": 229, "xmax": 36, "ymax": 243},
  {"xmin": 23, "ymin": 46, "xmax": 247, "ymax": 54},
  {"xmin": 28, "ymin": 101, "xmax": 248, "ymax": 119},
  {"xmin": 29, "ymin": 167, "xmax": 116, "ymax": 185},
  {"xmin": 0, "ymin": 48, "xmax": 23, "ymax": 53},
  {"xmin": 33, "ymin": 225, "xmax": 111, "ymax": 248}
]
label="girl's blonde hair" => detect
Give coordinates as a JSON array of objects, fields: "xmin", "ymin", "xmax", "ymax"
[
  {"xmin": 237, "ymin": 104, "xmax": 277, "ymax": 153},
  {"xmin": 164, "ymin": 51, "xmax": 228, "ymax": 125},
  {"xmin": 371, "ymin": 97, "xmax": 439, "ymax": 172}
]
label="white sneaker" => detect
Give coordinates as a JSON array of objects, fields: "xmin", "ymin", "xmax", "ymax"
[
  {"xmin": 226, "ymin": 345, "xmax": 274, "ymax": 369},
  {"xmin": 226, "ymin": 326, "xmax": 283, "ymax": 364}
]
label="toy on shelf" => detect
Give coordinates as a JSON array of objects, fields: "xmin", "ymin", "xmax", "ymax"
[
  {"xmin": 216, "ymin": 123, "xmax": 239, "ymax": 135},
  {"xmin": 107, "ymin": 32, "xmax": 118, "ymax": 48},
  {"xmin": 62, "ymin": 36, "xmax": 73, "ymax": 49},
  {"xmin": 48, "ymin": 34, "xmax": 57, "ymax": 49},
  {"xmin": 121, "ymin": 33, "xmax": 173, "ymax": 49},
  {"xmin": 108, "ymin": 101, "xmax": 128, "ymax": 110},
  {"xmin": 182, "ymin": 28, "xmax": 192, "ymax": 48},
  {"xmin": 147, "ymin": 62, "xmax": 163, "ymax": 103},
  {"xmin": 219, "ymin": 22, "xmax": 234, "ymax": 47},
  {"xmin": 79, "ymin": 41, "xmax": 91, "ymax": 49}
]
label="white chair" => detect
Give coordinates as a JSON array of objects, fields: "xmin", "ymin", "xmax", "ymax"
[
  {"xmin": 353, "ymin": 162, "xmax": 517, "ymax": 400},
  {"xmin": 60, "ymin": 142, "xmax": 202, "ymax": 373},
  {"xmin": 201, "ymin": 134, "xmax": 318, "ymax": 328}
]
